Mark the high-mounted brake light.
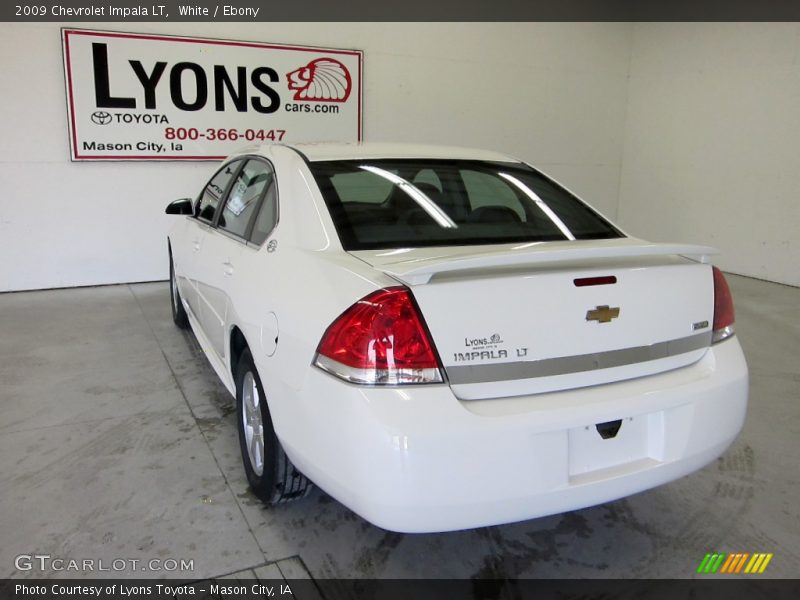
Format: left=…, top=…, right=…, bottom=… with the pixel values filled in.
left=314, top=286, right=444, bottom=385
left=574, top=275, right=617, bottom=287
left=712, top=266, right=735, bottom=343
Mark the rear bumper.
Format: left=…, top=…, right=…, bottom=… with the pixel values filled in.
left=275, top=337, right=748, bottom=533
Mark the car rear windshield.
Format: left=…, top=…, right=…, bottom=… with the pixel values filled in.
left=309, top=159, right=623, bottom=250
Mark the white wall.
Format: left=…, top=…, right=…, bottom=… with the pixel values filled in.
left=0, top=22, right=632, bottom=292
left=618, top=23, right=800, bottom=287
left=3, top=22, right=799, bottom=292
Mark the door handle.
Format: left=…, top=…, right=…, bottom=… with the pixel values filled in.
left=192, top=239, right=201, bottom=252
left=223, top=260, right=234, bottom=277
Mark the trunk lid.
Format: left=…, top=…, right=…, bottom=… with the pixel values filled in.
left=351, top=238, right=717, bottom=400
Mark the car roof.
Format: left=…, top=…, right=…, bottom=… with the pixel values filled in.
left=235, top=142, right=522, bottom=163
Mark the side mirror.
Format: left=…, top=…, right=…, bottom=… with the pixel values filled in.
left=165, top=198, right=193, bottom=215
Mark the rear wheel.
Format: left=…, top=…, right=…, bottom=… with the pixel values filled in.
left=169, top=251, right=189, bottom=329
left=236, top=348, right=312, bottom=504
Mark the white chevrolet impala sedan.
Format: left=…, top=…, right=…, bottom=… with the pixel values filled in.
left=165, top=143, right=748, bottom=533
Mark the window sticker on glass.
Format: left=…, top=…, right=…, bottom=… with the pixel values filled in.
left=227, top=181, right=250, bottom=216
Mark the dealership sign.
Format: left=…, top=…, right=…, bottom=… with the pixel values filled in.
left=61, top=29, right=363, bottom=160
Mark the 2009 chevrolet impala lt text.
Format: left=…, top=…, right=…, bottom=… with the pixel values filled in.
left=165, top=143, right=748, bottom=533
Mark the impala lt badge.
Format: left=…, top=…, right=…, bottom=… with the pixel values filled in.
left=586, top=305, right=620, bottom=323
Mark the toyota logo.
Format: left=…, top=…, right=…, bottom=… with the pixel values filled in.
left=91, top=111, right=112, bottom=125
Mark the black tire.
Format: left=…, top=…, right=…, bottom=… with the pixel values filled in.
left=169, top=250, right=189, bottom=329
left=235, top=348, right=312, bottom=505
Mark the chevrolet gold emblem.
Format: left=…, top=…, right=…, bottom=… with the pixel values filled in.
left=586, top=305, right=620, bottom=323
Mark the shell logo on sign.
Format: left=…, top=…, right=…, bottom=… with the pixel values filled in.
left=286, top=59, right=352, bottom=102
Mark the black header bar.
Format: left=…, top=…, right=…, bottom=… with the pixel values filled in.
left=5, top=0, right=800, bottom=22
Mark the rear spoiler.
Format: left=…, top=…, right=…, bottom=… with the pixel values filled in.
left=379, top=240, right=718, bottom=285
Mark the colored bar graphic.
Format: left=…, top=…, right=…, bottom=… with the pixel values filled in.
left=719, top=553, right=749, bottom=573
left=698, top=553, right=727, bottom=573
left=697, top=553, right=713, bottom=574
left=745, top=554, right=762, bottom=573
left=710, top=553, right=726, bottom=573
left=759, top=553, right=774, bottom=573
left=720, top=553, right=736, bottom=573
left=699, top=552, right=773, bottom=574
left=734, top=553, right=749, bottom=573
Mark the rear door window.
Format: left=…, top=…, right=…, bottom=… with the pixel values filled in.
left=249, top=178, right=278, bottom=246
left=218, top=160, right=274, bottom=239
left=196, top=160, right=241, bottom=223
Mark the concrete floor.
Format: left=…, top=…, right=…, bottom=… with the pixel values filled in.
left=0, top=274, right=797, bottom=580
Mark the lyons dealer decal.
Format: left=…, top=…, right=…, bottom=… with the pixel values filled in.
left=62, top=29, right=363, bottom=160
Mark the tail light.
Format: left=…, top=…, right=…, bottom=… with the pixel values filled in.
left=314, top=286, right=444, bottom=385
left=712, top=266, right=735, bottom=343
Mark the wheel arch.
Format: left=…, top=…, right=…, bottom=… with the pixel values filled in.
left=229, top=326, right=249, bottom=382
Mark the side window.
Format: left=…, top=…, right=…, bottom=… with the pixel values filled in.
left=249, top=179, right=278, bottom=246
left=461, top=169, right=525, bottom=221
left=219, top=160, right=274, bottom=238
left=196, top=160, right=241, bottom=223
